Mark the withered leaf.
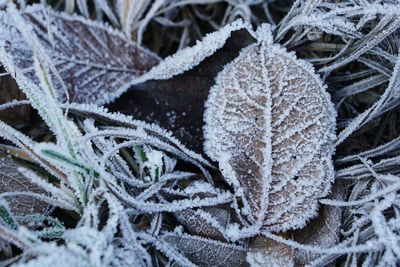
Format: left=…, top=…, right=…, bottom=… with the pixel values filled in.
left=109, top=23, right=256, bottom=152
left=203, top=27, right=337, bottom=231
left=248, top=236, right=294, bottom=267
left=162, top=232, right=249, bottom=267
left=293, top=181, right=346, bottom=265
left=0, top=4, right=159, bottom=104
left=0, top=155, right=48, bottom=216
left=174, top=206, right=230, bottom=241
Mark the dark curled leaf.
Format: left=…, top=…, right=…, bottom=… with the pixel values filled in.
left=162, top=233, right=249, bottom=267
left=202, top=206, right=231, bottom=228
left=109, top=27, right=256, bottom=152
left=0, top=4, right=159, bottom=104
left=293, top=181, right=346, bottom=265
left=0, top=155, right=48, bottom=216
left=174, top=206, right=230, bottom=241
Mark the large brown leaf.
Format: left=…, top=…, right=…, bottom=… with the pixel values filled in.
left=0, top=4, right=159, bottom=104
left=161, top=232, right=249, bottom=267
left=203, top=27, right=337, bottom=231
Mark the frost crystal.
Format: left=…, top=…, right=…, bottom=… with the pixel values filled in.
left=204, top=26, right=337, bottom=231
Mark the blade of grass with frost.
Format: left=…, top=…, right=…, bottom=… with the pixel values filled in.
left=116, top=0, right=157, bottom=38
left=336, top=175, right=400, bottom=265
left=33, top=58, right=77, bottom=153
left=0, top=200, right=18, bottom=230
left=17, top=167, right=78, bottom=211
left=0, top=52, right=62, bottom=141
left=333, top=74, right=388, bottom=99
left=32, top=59, right=89, bottom=207
left=133, top=19, right=253, bottom=80
left=336, top=54, right=400, bottom=145
left=94, top=136, right=212, bottom=183
left=62, top=103, right=215, bottom=172
left=337, top=136, right=400, bottom=164
left=0, top=120, right=68, bottom=182
left=336, top=156, right=400, bottom=180
left=102, top=180, right=233, bottom=213
left=64, top=0, right=75, bottom=13
left=358, top=57, right=393, bottom=77
left=320, top=15, right=400, bottom=73
left=76, top=0, right=89, bottom=17
left=37, top=143, right=99, bottom=179
left=0, top=224, right=32, bottom=251
left=21, top=217, right=64, bottom=239
left=94, top=0, right=119, bottom=26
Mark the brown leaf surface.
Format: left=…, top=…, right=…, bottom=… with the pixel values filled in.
left=174, top=206, right=230, bottom=241
left=162, top=233, right=249, bottom=267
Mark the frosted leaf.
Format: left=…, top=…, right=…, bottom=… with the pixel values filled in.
left=293, top=181, right=345, bottom=265
left=0, top=4, right=159, bottom=104
left=0, top=155, right=48, bottom=216
left=202, top=206, right=231, bottom=228
left=247, top=236, right=294, bottom=267
left=204, top=26, right=337, bottom=231
left=162, top=232, right=248, bottom=267
left=174, top=206, right=230, bottom=241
